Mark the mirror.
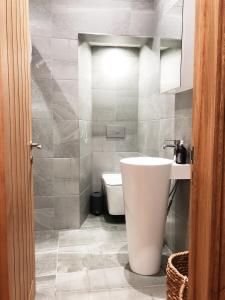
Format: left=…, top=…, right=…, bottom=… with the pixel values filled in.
left=160, top=0, right=184, bottom=93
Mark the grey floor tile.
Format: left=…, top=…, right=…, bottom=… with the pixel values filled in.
left=36, top=251, right=57, bottom=277
left=56, top=270, right=89, bottom=292
left=57, top=252, right=86, bottom=273
left=35, top=230, right=59, bottom=252
left=58, top=228, right=127, bottom=248
left=35, top=215, right=167, bottom=299
left=56, top=290, right=111, bottom=300
left=109, top=287, right=153, bottom=300
left=36, top=275, right=56, bottom=300
left=105, top=266, right=165, bottom=290
left=88, top=241, right=128, bottom=254
left=150, top=285, right=167, bottom=299
left=89, top=290, right=111, bottom=300
left=102, top=253, right=129, bottom=268
left=88, top=269, right=108, bottom=291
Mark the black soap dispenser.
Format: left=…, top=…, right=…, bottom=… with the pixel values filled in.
left=176, top=140, right=187, bottom=164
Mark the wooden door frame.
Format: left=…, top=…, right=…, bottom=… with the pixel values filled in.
left=189, top=0, right=225, bottom=299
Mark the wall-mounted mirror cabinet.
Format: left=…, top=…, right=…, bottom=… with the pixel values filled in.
left=160, top=0, right=195, bottom=94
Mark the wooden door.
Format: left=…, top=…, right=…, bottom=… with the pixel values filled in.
left=0, top=0, right=35, bottom=299
left=189, top=0, right=225, bottom=299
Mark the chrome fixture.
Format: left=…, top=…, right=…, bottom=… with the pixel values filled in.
left=30, top=142, right=42, bottom=149
left=163, top=139, right=181, bottom=159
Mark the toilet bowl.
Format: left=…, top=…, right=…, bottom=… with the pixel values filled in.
left=102, top=173, right=124, bottom=215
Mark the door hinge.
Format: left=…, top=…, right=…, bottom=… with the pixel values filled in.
left=190, top=146, right=194, bottom=164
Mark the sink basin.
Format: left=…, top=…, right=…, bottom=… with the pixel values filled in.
left=120, top=157, right=174, bottom=275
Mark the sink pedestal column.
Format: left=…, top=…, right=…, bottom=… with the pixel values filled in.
left=121, top=157, right=172, bottom=275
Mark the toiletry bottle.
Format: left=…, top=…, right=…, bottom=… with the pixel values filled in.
left=176, top=140, right=187, bottom=164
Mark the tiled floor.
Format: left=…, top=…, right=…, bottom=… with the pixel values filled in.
left=35, top=215, right=169, bottom=300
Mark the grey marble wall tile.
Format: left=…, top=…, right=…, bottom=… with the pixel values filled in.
left=53, top=179, right=79, bottom=196
left=138, top=120, right=160, bottom=155
left=51, top=0, right=154, bottom=10
left=78, top=42, right=92, bottom=80
left=93, top=136, right=116, bottom=152
left=31, top=59, right=51, bottom=80
left=53, top=120, right=79, bottom=158
left=80, top=187, right=91, bottom=226
left=113, top=152, right=140, bottom=172
left=32, top=78, right=52, bottom=119
left=51, top=38, right=78, bottom=62
left=52, top=7, right=131, bottom=39
left=52, top=60, right=78, bottom=80
left=173, top=181, right=190, bottom=221
left=33, top=158, right=54, bottom=196
left=35, top=196, right=54, bottom=209
left=54, top=196, right=80, bottom=229
left=53, top=158, right=79, bottom=180
left=80, top=155, right=92, bottom=193
left=115, top=135, right=138, bottom=152
left=92, top=89, right=116, bottom=122
left=157, top=14, right=182, bottom=39
left=138, top=97, right=160, bottom=121
left=32, top=36, right=51, bottom=60
left=159, top=118, right=175, bottom=148
left=29, top=0, right=52, bottom=37
left=52, top=80, right=79, bottom=120
left=175, top=117, right=192, bottom=148
left=116, top=91, right=138, bottom=122
left=166, top=211, right=189, bottom=252
left=175, top=90, right=193, bottom=118
left=80, top=121, right=92, bottom=157
left=32, top=119, right=54, bottom=158
left=79, top=78, right=92, bottom=121
left=35, top=208, right=54, bottom=231
left=159, top=94, right=176, bottom=119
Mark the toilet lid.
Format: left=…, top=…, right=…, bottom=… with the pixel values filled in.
left=102, top=173, right=122, bottom=186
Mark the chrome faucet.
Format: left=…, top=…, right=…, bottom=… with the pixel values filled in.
left=162, top=139, right=181, bottom=160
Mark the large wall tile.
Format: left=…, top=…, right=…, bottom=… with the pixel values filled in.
left=80, top=187, right=91, bottom=226
left=32, top=119, right=54, bottom=158
left=53, top=80, right=79, bottom=120
left=52, top=60, right=78, bottom=80
left=53, top=120, right=80, bottom=158
left=32, top=78, right=52, bottom=119
left=52, top=7, right=131, bottom=39
left=35, top=196, right=55, bottom=210
left=51, top=38, right=78, bottom=62
left=80, top=155, right=92, bottom=193
left=30, top=0, right=52, bottom=37
left=80, top=121, right=92, bottom=157
left=35, top=208, right=54, bottom=231
left=175, top=90, right=193, bottom=118
left=33, top=158, right=54, bottom=196
left=32, top=36, right=51, bottom=60
left=31, top=58, right=51, bottom=80
left=54, top=196, right=80, bottom=229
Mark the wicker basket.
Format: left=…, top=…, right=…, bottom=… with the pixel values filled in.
left=166, top=251, right=189, bottom=300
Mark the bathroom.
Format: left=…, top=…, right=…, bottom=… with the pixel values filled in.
left=31, top=0, right=193, bottom=298
left=2, top=0, right=224, bottom=299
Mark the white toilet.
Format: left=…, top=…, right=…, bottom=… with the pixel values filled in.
left=102, top=173, right=124, bottom=215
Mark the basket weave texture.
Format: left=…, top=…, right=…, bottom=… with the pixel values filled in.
left=166, top=251, right=189, bottom=300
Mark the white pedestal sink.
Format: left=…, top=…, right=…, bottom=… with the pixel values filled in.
left=120, top=157, right=174, bottom=275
